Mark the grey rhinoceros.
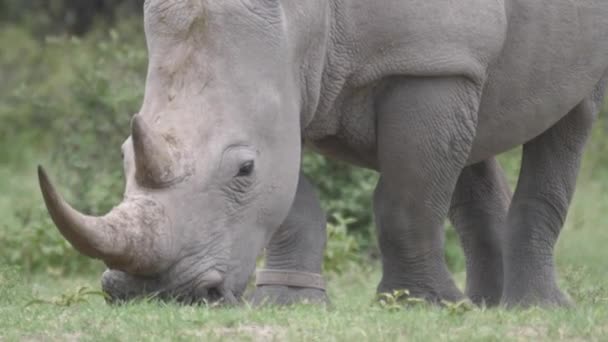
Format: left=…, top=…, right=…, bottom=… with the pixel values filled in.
left=38, top=0, right=608, bottom=307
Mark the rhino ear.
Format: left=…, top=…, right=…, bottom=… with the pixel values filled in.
left=131, top=115, right=177, bottom=187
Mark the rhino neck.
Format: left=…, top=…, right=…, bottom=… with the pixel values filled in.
left=287, top=0, right=337, bottom=130
left=299, top=0, right=367, bottom=130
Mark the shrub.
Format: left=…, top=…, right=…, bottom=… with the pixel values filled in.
left=323, top=214, right=362, bottom=274
left=302, top=153, right=378, bottom=246
left=0, top=0, right=144, bottom=36
left=0, top=22, right=146, bottom=274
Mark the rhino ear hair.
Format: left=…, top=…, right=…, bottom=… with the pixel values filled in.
left=131, top=115, right=176, bottom=187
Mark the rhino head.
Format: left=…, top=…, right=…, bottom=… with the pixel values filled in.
left=39, top=0, right=329, bottom=304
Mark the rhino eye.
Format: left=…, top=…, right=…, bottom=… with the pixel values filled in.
left=236, top=161, right=255, bottom=177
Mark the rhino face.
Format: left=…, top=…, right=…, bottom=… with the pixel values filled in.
left=39, top=0, right=329, bottom=304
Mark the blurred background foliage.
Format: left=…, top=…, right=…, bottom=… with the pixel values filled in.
left=0, top=1, right=606, bottom=278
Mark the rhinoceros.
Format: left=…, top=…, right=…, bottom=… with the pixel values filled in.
left=38, top=0, right=608, bottom=307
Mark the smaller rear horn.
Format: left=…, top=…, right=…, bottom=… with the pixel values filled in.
left=131, top=115, right=178, bottom=187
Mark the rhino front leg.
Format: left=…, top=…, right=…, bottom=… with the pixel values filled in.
left=250, top=173, right=329, bottom=306
left=449, top=158, right=511, bottom=306
left=373, top=76, right=481, bottom=303
left=502, top=100, right=595, bottom=307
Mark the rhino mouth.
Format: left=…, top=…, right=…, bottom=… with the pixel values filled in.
left=165, top=286, right=230, bottom=305
left=206, top=287, right=223, bottom=302
left=101, top=269, right=238, bottom=306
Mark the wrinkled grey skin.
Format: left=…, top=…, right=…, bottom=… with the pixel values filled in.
left=40, top=0, right=608, bottom=308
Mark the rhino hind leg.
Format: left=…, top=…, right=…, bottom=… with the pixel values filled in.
left=501, top=96, right=597, bottom=307
left=449, top=158, right=511, bottom=306
left=373, top=76, right=482, bottom=304
left=250, top=173, right=329, bottom=306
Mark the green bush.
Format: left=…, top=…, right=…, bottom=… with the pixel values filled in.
left=0, top=0, right=144, bottom=36
left=323, top=214, right=362, bottom=274
left=302, top=153, right=378, bottom=246
left=50, top=27, right=147, bottom=214
left=0, top=22, right=146, bottom=274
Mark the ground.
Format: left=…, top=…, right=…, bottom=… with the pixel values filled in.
left=0, top=264, right=607, bottom=341
left=1, top=174, right=607, bottom=341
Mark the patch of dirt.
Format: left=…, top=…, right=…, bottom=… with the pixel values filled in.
left=507, top=325, right=548, bottom=341
left=20, top=333, right=83, bottom=342
left=187, top=324, right=287, bottom=341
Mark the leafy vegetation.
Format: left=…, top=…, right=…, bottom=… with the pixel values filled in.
left=0, top=0, right=144, bottom=36
left=0, top=20, right=146, bottom=274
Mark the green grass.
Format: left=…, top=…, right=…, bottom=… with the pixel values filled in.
left=1, top=263, right=607, bottom=341
left=1, top=175, right=608, bottom=341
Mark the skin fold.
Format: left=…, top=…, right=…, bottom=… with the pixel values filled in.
left=39, top=0, right=608, bottom=307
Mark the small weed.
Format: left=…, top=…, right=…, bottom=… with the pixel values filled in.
left=374, top=289, right=475, bottom=315
left=441, top=300, right=476, bottom=315
left=562, top=266, right=607, bottom=304
left=374, top=289, right=427, bottom=311
left=324, top=213, right=362, bottom=275
left=25, top=286, right=108, bottom=307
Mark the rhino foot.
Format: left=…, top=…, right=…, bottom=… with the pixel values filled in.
left=377, top=280, right=466, bottom=306
left=249, top=285, right=329, bottom=307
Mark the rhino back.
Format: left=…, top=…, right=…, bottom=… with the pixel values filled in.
left=304, top=0, right=508, bottom=168
left=304, top=0, right=608, bottom=167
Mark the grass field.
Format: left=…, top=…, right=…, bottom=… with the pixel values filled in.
left=0, top=261, right=607, bottom=341
left=1, top=149, right=608, bottom=341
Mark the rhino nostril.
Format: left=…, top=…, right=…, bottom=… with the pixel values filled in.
left=198, top=269, right=223, bottom=288
left=209, top=270, right=223, bottom=284
left=207, top=287, right=223, bottom=303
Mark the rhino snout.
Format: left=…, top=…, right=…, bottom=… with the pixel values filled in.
left=101, top=268, right=228, bottom=305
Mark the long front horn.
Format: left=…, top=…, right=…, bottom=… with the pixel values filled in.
left=38, top=166, right=172, bottom=274
left=131, top=115, right=176, bottom=186
left=38, top=166, right=130, bottom=260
